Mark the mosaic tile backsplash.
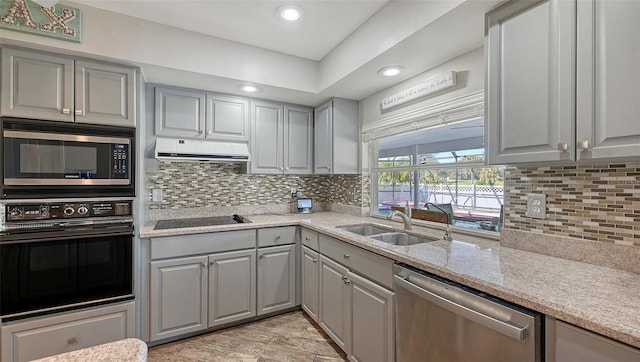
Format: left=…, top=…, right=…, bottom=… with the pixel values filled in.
left=504, top=163, right=640, bottom=247
left=147, top=162, right=366, bottom=210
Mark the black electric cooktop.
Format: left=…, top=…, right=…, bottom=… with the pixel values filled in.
left=153, top=214, right=251, bottom=230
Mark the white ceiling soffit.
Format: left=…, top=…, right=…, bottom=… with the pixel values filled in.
left=75, top=0, right=389, bottom=61
left=15, top=0, right=502, bottom=105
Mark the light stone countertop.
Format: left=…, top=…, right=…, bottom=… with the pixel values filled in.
left=140, top=211, right=640, bottom=349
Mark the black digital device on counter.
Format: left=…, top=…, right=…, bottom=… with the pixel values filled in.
left=297, top=198, right=313, bottom=213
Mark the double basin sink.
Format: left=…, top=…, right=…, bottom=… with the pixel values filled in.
left=336, top=223, right=438, bottom=246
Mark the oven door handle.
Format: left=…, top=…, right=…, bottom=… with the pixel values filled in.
left=58, top=218, right=134, bottom=227
left=394, top=274, right=529, bottom=341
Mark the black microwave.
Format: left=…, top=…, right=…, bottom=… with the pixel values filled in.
left=1, top=118, right=135, bottom=199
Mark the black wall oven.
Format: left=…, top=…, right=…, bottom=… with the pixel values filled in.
left=0, top=200, right=134, bottom=320
left=1, top=117, right=135, bottom=199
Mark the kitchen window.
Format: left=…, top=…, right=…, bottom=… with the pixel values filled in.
left=369, top=116, right=504, bottom=233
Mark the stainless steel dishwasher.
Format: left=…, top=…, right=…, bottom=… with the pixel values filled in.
left=394, top=264, right=542, bottom=362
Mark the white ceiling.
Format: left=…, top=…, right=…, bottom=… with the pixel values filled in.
left=36, top=0, right=502, bottom=105
left=77, top=0, right=389, bottom=61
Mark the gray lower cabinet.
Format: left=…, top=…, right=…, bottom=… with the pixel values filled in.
left=319, top=255, right=350, bottom=351
left=301, top=246, right=320, bottom=322
left=257, top=244, right=297, bottom=315
left=314, top=98, right=359, bottom=174
left=347, top=271, right=394, bottom=362
left=208, top=249, right=256, bottom=327
left=317, top=236, right=395, bottom=361
left=1, top=47, right=136, bottom=127
left=1, top=302, right=134, bottom=362
left=150, top=256, right=208, bottom=341
left=545, top=317, right=640, bottom=362
left=250, top=100, right=313, bottom=174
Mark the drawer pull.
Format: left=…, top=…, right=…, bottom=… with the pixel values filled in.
left=275, top=235, right=281, bottom=240
left=62, top=108, right=71, bottom=114
left=305, top=236, right=311, bottom=241
left=67, top=337, right=77, bottom=345
left=344, top=254, right=350, bottom=259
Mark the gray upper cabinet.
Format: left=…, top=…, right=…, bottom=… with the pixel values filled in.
left=251, top=100, right=313, bottom=174
left=1, top=48, right=136, bottom=127
left=486, top=0, right=575, bottom=164
left=487, top=0, right=640, bottom=164
left=205, top=94, right=249, bottom=141
left=1, top=48, right=74, bottom=122
left=251, top=100, right=283, bottom=173
left=155, top=87, right=206, bottom=138
left=576, top=0, right=640, bottom=160
left=284, top=105, right=313, bottom=174
left=314, top=98, right=359, bottom=174
left=74, top=60, right=136, bottom=127
left=155, top=87, right=249, bottom=141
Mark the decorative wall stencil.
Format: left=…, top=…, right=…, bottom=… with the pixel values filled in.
left=147, top=161, right=367, bottom=210
left=503, top=163, right=640, bottom=247
left=0, top=0, right=81, bottom=42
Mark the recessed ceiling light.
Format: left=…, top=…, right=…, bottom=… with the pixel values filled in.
left=238, top=84, right=260, bottom=93
left=277, top=5, right=303, bottom=22
left=378, top=66, right=405, bottom=77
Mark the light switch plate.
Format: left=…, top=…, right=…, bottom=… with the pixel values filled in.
left=526, top=193, right=546, bottom=219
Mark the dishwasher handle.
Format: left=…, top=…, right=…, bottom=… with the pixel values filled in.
left=394, top=274, right=529, bottom=341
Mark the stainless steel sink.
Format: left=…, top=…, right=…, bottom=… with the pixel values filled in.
left=371, top=232, right=438, bottom=246
left=336, top=223, right=395, bottom=236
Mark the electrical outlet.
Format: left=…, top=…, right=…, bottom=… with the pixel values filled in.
left=526, top=194, right=546, bottom=219
left=347, top=186, right=356, bottom=200
left=151, top=189, right=163, bottom=202
left=291, top=187, right=297, bottom=198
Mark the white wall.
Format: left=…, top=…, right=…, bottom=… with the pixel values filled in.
left=360, top=46, right=484, bottom=125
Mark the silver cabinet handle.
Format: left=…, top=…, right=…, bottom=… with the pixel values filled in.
left=342, top=276, right=351, bottom=285
left=198, top=129, right=204, bottom=135
left=275, top=235, right=281, bottom=240
left=557, top=143, right=568, bottom=151
left=210, top=261, right=215, bottom=265
left=312, top=258, right=318, bottom=263
left=75, top=109, right=82, bottom=115
left=62, top=108, right=71, bottom=114
left=202, top=262, right=206, bottom=267
left=394, top=275, right=527, bottom=341
left=67, top=337, right=78, bottom=345
left=305, top=236, right=311, bottom=241
left=206, top=130, right=212, bottom=135
left=343, top=254, right=350, bottom=259
left=285, top=167, right=290, bottom=171
left=577, top=140, right=589, bottom=150
left=259, top=254, right=264, bottom=259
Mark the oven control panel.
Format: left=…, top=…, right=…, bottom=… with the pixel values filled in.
left=3, top=201, right=132, bottom=222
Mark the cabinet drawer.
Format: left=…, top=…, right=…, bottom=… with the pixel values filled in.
left=257, top=226, right=296, bottom=247
left=301, top=228, right=319, bottom=251
left=151, top=229, right=256, bottom=259
left=1, top=302, right=134, bottom=362
left=319, top=234, right=393, bottom=289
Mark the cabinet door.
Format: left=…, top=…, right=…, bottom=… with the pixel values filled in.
left=347, top=272, right=395, bottom=362
left=205, top=94, right=249, bottom=141
left=486, top=0, right=575, bottom=164
left=319, top=255, right=349, bottom=352
left=314, top=100, right=333, bottom=174
left=301, top=246, right=320, bottom=322
left=257, top=244, right=296, bottom=315
left=576, top=0, right=640, bottom=160
left=155, top=87, right=205, bottom=138
left=208, top=249, right=256, bottom=327
left=150, top=256, right=207, bottom=341
left=284, top=105, right=313, bottom=174
left=74, top=61, right=136, bottom=127
left=0, top=302, right=134, bottom=362
left=1, top=48, right=73, bottom=122
left=250, top=100, right=283, bottom=174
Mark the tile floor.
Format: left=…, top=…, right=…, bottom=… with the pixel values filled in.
left=147, top=311, right=348, bottom=361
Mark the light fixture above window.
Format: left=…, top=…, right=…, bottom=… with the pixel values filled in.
left=378, top=66, right=405, bottom=77
left=276, top=5, right=303, bottom=22
left=238, top=84, right=260, bottom=93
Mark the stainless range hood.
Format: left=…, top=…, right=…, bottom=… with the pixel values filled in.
left=154, top=138, right=250, bottom=162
